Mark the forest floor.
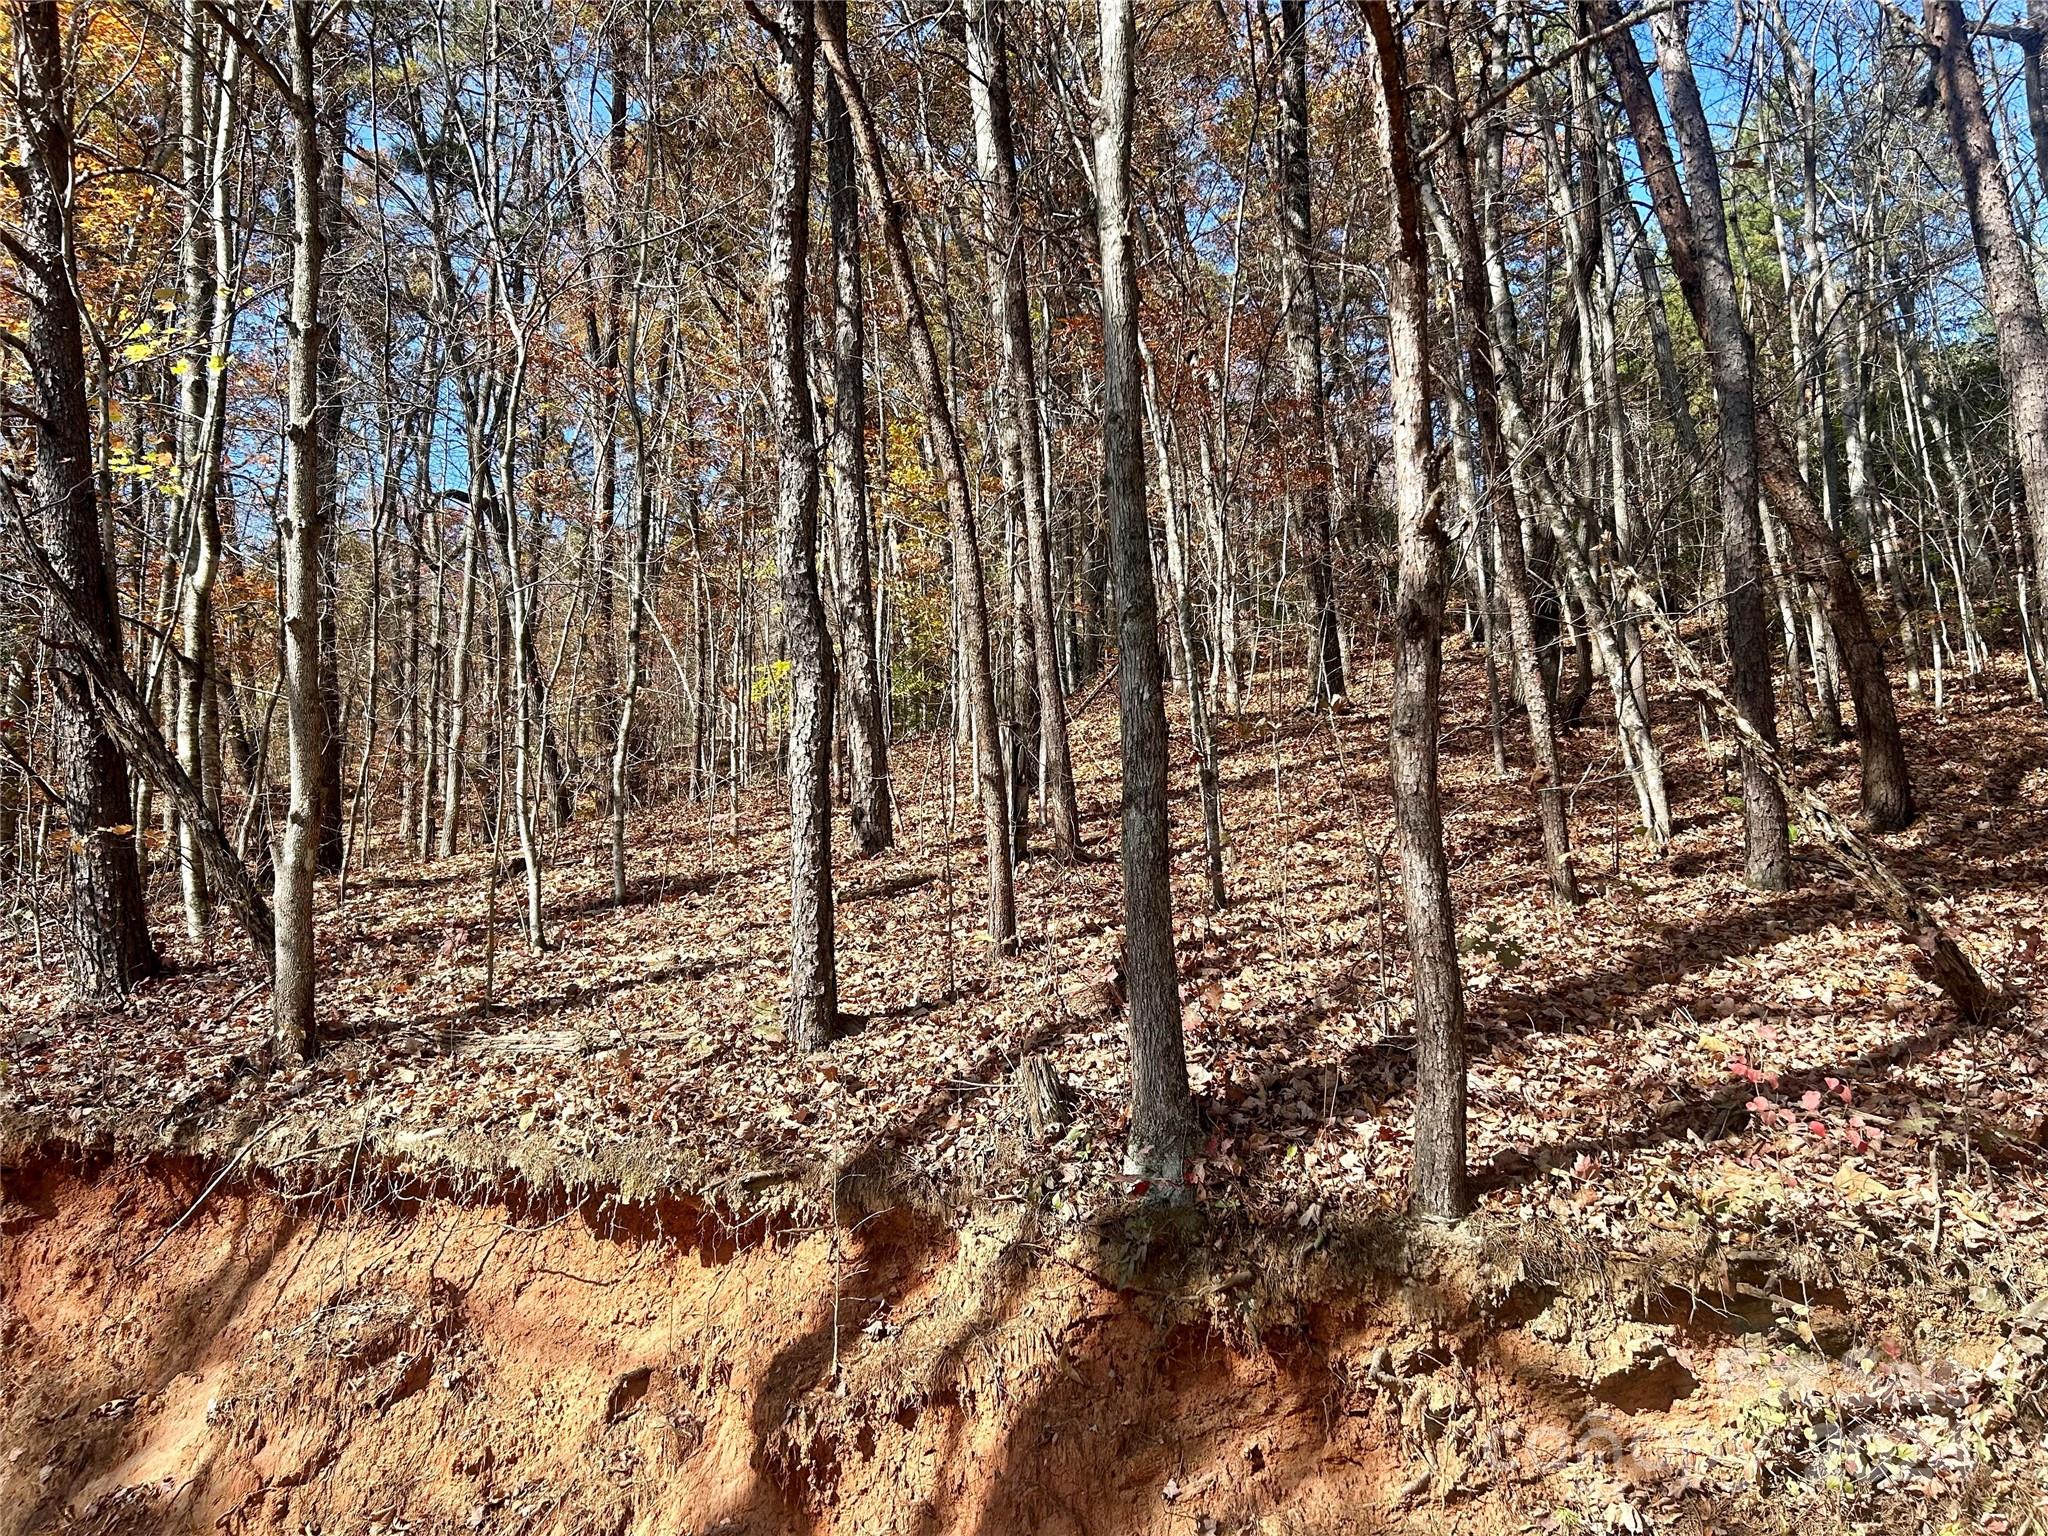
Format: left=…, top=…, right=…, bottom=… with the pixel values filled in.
left=4, top=639, right=2048, bottom=1534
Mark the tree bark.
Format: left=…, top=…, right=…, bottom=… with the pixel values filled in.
left=1926, top=0, right=2048, bottom=656
left=1096, top=0, right=1194, bottom=1188
left=7, top=0, right=158, bottom=995
left=822, top=58, right=893, bottom=858
left=964, top=0, right=1080, bottom=858
left=816, top=2, right=1015, bottom=951
left=764, top=0, right=837, bottom=1051
left=437, top=499, right=478, bottom=857
left=173, top=0, right=240, bottom=942
left=1272, top=0, right=1346, bottom=707
left=274, top=0, right=328, bottom=1059
left=1365, top=0, right=1468, bottom=1220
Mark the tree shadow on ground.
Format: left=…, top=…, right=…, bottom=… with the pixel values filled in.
left=1222, top=881, right=1864, bottom=1128
left=839, top=868, right=939, bottom=905
left=1473, top=1005, right=2032, bottom=1195
left=325, top=953, right=721, bottom=1048
left=547, top=867, right=741, bottom=920
left=5, top=1168, right=298, bottom=1533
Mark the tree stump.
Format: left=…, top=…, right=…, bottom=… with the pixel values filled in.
left=1011, top=1054, right=1072, bottom=1147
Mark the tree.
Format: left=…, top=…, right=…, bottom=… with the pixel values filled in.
left=171, top=0, right=242, bottom=942
left=1364, top=0, right=1468, bottom=1220
left=1647, top=5, right=1791, bottom=892
left=1096, top=0, right=1194, bottom=1187
left=271, top=0, right=332, bottom=1059
left=816, top=1, right=1016, bottom=952
left=1924, top=0, right=2048, bottom=666
left=761, top=0, right=836, bottom=1051
left=821, top=47, right=892, bottom=858
left=1424, top=0, right=1580, bottom=909
left=1271, top=0, right=1346, bottom=708
left=964, top=0, right=1081, bottom=858
left=5, top=0, right=159, bottom=996
left=313, top=78, right=348, bottom=876
left=1592, top=0, right=1916, bottom=834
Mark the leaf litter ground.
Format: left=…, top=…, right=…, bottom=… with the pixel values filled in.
left=4, top=646, right=2045, bottom=1256
left=6, top=645, right=2048, bottom=1528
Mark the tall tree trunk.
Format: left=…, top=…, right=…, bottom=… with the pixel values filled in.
left=1591, top=0, right=1915, bottom=833
left=609, top=26, right=663, bottom=907
left=610, top=364, right=658, bottom=904
left=569, top=53, right=625, bottom=825
left=1365, top=0, right=1467, bottom=1220
left=1927, top=0, right=2048, bottom=654
left=1142, top=345, right=1227, bottom=911
left=816, top=2, right=1015, bottom=951
left=274, top=0, right=328, bottom=1059
left=437, top=499, right=478, bottom=857
left=485, top=437, right=546, bottom=952
left=173, top=0, right=239, bottom=942
left=1272, top=0, right=1345, bottom=706
left=1426, top=0, right=1579, bottom=908
left=1097, top=0, right=1193, bottom=1188
left=8, top=0, right=157, bottom=994
left=822, top=59, right=893, bottom=857
left=765, top=0, right=837, bottom=1050
left=313, top=79, right=347, bottom=875
left=964, top=0, right=1080, bottom=858
left=1648, top=8, right=1790, bottom=892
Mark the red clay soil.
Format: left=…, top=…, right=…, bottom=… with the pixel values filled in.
left=3, top=1155, right=2044, bottom=1536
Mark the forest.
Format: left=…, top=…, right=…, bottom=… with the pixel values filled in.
left=2, top=0, right=2047, bottom=1531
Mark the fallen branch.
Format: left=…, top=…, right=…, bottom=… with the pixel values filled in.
left=1617, top=569, right=1996, bottom=1022
left=1068, top=658, right=1122, bottom=720
left=0, top=733, right=61, bottom=807
left=3, top=484, right=276, bottom=973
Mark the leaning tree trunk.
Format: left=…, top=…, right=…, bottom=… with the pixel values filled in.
left=822, top=59, right=893, bottom=857
left=10, top=0, right=158, bottom=995
left=1926, top=0, right=2048, bottom=649
left=1648, top=8, right=1791, bottom=892
left=1591, top=0, right=1915, bottom=833
left=964, top=0, right=1080, bottom=858
left=764, top=0, right=837, bottom=1050
left=816, top=1, right=1015, bottom=950
left=1365, top=0, right=1468, bottom=1221
left=1425, top=0, right=1579, bottom=908
left=1272, top=0, right=1345, bottom=707
left=11, top=531, right=276, bottom=970
left=1097, top=0, right=1193, bottom=1187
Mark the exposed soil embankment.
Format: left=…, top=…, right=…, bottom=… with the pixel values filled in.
left=4, top=1152, right=2043, bottom=1536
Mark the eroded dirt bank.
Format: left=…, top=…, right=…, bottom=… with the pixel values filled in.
left=2, top=1155, right=2041, bottom=1536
